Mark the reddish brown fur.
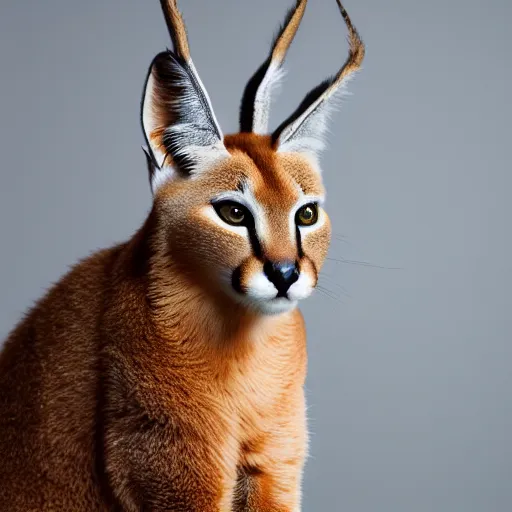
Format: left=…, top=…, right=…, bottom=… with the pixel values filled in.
left=0, top=134, right=328, bottom=511
left=0, top=0, right=364, bottom=506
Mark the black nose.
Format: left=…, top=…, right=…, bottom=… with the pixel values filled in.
left=263, top=261, right=299, bottom=297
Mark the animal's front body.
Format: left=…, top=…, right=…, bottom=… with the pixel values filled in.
left=0, top=1, right=365, bottom=510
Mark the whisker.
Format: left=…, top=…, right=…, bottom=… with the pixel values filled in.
left=331, top=234, right=350, bottom=244
left=316, top=285, right=344, bottom=304
left=318, top=276, right=352, bottom=298
left=318, top=270, right=350, bottom=291
left=326, top=257, right=403, bottom=270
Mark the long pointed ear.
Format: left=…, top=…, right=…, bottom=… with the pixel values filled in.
left=141, top=0, right=228, bottom=188
left=239, top=0, right=307, bottom=134
left=272, top=0, right=365, bottom=158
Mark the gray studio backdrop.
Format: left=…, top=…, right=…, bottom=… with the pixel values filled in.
left=1, top=0, right=511, bottom=510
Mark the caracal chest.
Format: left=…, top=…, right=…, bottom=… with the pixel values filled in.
left=222, top=320, right=305, bottom=436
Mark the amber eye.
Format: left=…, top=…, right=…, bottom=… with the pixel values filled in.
left=296, top=203, right=319, bottom=226
left=215, top=201, right=248, bottom=226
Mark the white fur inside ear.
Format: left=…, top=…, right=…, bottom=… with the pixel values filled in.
left=171, top=137, right=229, bottom=178
left=277, top=104, right=331, bottom=156
left=151, top=166, right=175, bottom=193
left=253, top=62, right=286, bottom=134
left=276, top=74, right=355, bottom=158
left=141, top=73, right=160, bottom=154
left=141, top=55, right=229, bottom=188
left=187, top=58, right=224, bottom=140
left=141, top=144, right=176, bottom=194
left=148, top=140, right=229, bottom=192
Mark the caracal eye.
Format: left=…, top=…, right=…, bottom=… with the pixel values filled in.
left=215, top=201, right=247, bottom=226
left=296, top=203, right=319, bottom=226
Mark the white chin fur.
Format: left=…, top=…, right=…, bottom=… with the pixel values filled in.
left=252, top=297, right=299, bottom=316
left=234, top=271, right=314, bottom=316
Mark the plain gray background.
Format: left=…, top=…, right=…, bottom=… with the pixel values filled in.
left=1, top=0, right=511, bottom=510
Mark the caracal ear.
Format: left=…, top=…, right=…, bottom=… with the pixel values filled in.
left=141, top=0, right=229, bottom=192
left=272, top=0, right=365, bottom=162
left=239, top=0, right=307, bottom=134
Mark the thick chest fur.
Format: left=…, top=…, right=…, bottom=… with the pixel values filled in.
left=213, top=314, right=308, bottom=477
left=134, top=311, right=307, bottom=459
left=226, top=329, right=306, bottom=437
left=103, top=308, right=309, bottom=509
left=229, top=340, right=307, bottom=480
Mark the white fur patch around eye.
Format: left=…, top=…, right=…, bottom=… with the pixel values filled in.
left=200, top=205, right=249, bottom=237
left=287, top=271, right=315, bottom=301
left=211, top=187, right=268, bottom=242
left=241, top=185, right=268, bottom=243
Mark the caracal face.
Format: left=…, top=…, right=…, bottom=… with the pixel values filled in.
left=153, top=133, right=331, bottom=316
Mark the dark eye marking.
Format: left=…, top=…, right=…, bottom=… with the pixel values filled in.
left=211, top=198, right=262, bottom=259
